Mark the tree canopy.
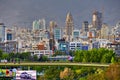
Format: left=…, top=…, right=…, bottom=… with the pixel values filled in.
left=74, top=48, right=116, bottom=63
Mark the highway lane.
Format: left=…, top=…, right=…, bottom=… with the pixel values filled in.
left=0, top=62, right=109, bottom=67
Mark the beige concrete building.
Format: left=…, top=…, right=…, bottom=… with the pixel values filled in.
left=100, top=23, right=109, bottom=39
left=65, top=12, right=74, bottom=41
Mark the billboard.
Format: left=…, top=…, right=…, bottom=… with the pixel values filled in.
left=0, top=69, right=16, bottom=77
left=16, top=70, right=36, bottom=80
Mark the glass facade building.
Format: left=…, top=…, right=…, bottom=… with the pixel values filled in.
left=54, top=28, right=61, bottom=40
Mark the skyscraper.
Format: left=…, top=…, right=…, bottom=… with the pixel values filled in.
left=0, top=23, right=6, bottom=42
left=73, top=30, right=80, bottom=41
left=32, top=20, right=39, bottom=30
left=54, top=28, right=62, bottom=40
left=100, top=23, right=109, bottom=39
left=49, top=21, right=56, bottom=50
left=65, top=12, right=74, bottom=41
left=38, top=19, right=46, bottom=30
left=32, top=19, right=46, bottom=31
left=92, top=11, right=102, bottom=30
left=49, top=21, right=57, bottom=39
left=82, top=21, right=89, bottom=32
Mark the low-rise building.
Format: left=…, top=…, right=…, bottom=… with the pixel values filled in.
left=69, top=42, right=82, bottom=50
left=0, top=40, right=18, bottom=53
left=69, top=41, right=89, bottom=51
left=98, top=39, right=110, bottom=48
left=29, top=50, right=53, bottom=57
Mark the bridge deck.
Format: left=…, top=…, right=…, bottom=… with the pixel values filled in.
left=0, top=62, right=109, bottom=67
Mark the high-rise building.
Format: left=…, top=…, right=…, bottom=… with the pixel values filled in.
left=82, top=21, right=89, bottom=32
left=73, top=30, right=80, bottom=41
left=92, top=11, right=102, bottom=30
left=0, top=23, right=6, bottom=42
left=49, top=21, right=56, bottom=50
left=65, top=12, right=74, bottom=41
left=33, top=19, right=46, bottom=31
left=100, top=23, right=109, bottom=39
left=38, top=19, right=46, bottom=30
left=32, top=20, right=39, bottom=30
left=54, top=28, right=62, bottom=40
left=49, top=21, right=57, bottom=39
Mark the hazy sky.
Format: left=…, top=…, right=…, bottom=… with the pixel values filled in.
left=0, top=0, right=120, bottom=28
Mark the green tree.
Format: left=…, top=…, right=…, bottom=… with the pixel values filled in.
left=33, top=54, right=38, bottom=61
left=79, top=77, right=87, bottom=80
left=2, top=53, right=9, bottom=60
left=82, top=58, right=86, bottom=63
left=111, top=57, right=115, bottom=64
left=83, top=50, right=90, bottom=62
left=0, top=49, right=3, bottom=59
left=8, top=52, right=15, bottom=62
left=101, top=54, right=109, bottom=63
left=53, top=50, right=66, bottom=56
left=74, top=48, right=115, bottom=63
left=21, top=52, right=32, bottom=61
left=32, top=66, right=43, bottom=72
left=15, top=53, right=21, bottom=58
left=87, top=73, right=105, bottom=80
left=90, top=48, right=99, bottom=62
left=69, top=50, right=75, bottom=56
left=89, top=50, right=95, bottom=62
left=39, top=55, right=48, bottom=61
left=96, top=48, right=105, bottom=62
left=101, top=51, right=115, bottom=63
left=9, top=52, right=15, bottom=59
left=74, top=50, right=83, bottom=62
left=43, top=55, right=48, bottom=61
left=44, top=66, right=60, bottom=80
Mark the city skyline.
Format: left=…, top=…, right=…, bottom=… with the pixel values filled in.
left=0, top=0, right=120, bottom=28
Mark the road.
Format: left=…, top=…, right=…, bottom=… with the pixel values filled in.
left=0, top=62, right=109, bottom=67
